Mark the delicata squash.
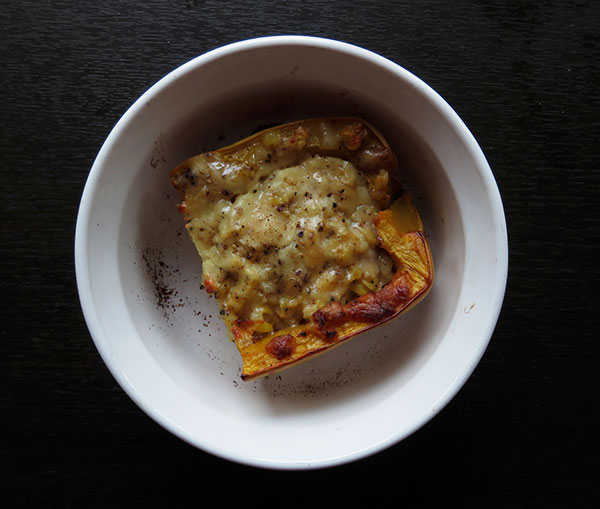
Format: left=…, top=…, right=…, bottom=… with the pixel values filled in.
left=171, top=118, right=433, bottom=380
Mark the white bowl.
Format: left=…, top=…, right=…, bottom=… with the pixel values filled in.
left=75, top=36, right=507, bottom=469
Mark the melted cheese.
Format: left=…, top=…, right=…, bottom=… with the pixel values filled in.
left=186, top=153, right=394, bottom=332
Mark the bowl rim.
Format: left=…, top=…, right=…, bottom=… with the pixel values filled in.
left=75, top=35, right=508, bottom=470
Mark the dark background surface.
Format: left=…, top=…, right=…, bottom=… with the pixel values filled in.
left=2, top=0, right=598, bottom=506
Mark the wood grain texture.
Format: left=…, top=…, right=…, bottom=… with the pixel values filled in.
left=2, top=0, right=598, bottom=506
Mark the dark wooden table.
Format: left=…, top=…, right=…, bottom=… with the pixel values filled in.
left=3, top=1, right=598, bottom=506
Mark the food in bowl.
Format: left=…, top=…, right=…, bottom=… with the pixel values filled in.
left=170, top=117, right=434, bottom=380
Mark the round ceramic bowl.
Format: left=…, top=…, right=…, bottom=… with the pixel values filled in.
left=75, top=36, right=507, bottom=469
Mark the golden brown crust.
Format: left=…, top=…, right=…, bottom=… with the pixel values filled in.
left=265, top=334, right=296, bottom=360
left=313, top=272, right=411, bottom=328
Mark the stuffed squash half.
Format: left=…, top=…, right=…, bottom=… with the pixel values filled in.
left=171, top=118, right=433, bottom=380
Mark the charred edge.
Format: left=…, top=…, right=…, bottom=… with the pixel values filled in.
left=231, top=319, right=256, bottom=341
left=241, top=339, right=340, bottom=381
left=340, top=121, right=368, bottom=150
left=204, top=278, right=218, bottom=294
left=266, top=334, right=295, bottom=360
left=311, top=275, right=411, bottom=331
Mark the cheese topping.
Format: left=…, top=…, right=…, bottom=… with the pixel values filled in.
left=186, top=153, right=394, bottom=332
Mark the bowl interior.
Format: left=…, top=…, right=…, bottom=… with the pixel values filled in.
left=77, top=37, right=506, bottom=468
